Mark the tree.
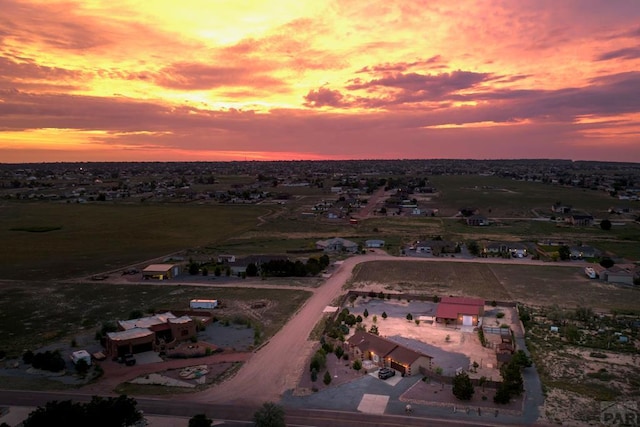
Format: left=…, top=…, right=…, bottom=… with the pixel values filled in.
left=493, top=383, right=511, bottom=404
left=557, top=245, right=571, bottom=261
left=600, top=257, right=615, bottom=268
left=381, top=311, right=387, bottom=320
left=512, top=350, right=532, bottom=368
left=253, top=402, right=285, bottom=427
left=75, top=358, right=90, bottom=375
left=406, top=313, right=413, bottom=321
left=323, top=370, right=332, bottom=385
left=309, top=349, right=327, bottom=372
left=368, top=325, right=379, bottom=335
left=467, top=240, right=480, bottom=256
left=452, top=372, right=474, bottom=400
left=189, top=262, right=199, bottom=275
left=600, top=219, right=612, bottom=230
left=353, top=359, right=362, bottom=371
left=189, top=414, right=213, bottom=427
left=363, top=309, right=369, bottom=318
left=23, top=395, right=143, bottom=427
left=246, top=263, right=258, bottom=277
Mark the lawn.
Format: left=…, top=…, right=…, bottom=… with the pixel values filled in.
left=0, top=202, right=269, bottom=280
left=0, top=281, right=311, bottom=357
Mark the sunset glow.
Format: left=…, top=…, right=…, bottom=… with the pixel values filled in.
left=1, top=0, right=639, bottom=162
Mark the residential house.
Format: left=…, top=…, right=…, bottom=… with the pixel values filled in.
left=345, top=331, right=432, bottom=376
left=551, top=203, right=572, bottom=214
left=567, top=214, right=594, bottom=226
left=415, top=240, right=457, bottom=256
left=484, top=242, right=528, bottom=258
left=365, top=239, right=385, bottom=248
left=466, top=215, right=489, bottom=226
left=217, top=255, right=236, bottom=264
left=316, top=237, right=359, bottom=253
left=435, top=297, right=485, bottom=326
left=228, top=255, right=289, bottom=275
left=569, top=246, right=600, bottom=260
left=602, top=264, right=638, bottom=285
left=105, top=311, right=196, bottom=357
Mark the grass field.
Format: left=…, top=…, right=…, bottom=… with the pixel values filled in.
left=0, top=202, right=269, bottom=280
left=429, top=175, right=617, bottom=217
left=349, top=260, right=640, bottom=312
left=0, top=281, right=311, bottom=357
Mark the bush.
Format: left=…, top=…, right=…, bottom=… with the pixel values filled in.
left=323, top=371, right=332, bottom=385
left=352, top=359, right=362, bottom=371
left=496, top=312, right=505, bottom=319
left=311, top=368, right=318, bottom=382
left=452, top=372, right=474, bottom=400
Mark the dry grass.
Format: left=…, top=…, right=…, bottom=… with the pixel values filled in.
left=349, top=260, right=640, bottom=311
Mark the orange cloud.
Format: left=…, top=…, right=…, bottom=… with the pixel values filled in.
left=0, top=0, right=639, bottom=163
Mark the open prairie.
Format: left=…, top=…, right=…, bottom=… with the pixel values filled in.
left=349, top=260, right=640, bottom=312
left=0, top=281, right=311, bottom=356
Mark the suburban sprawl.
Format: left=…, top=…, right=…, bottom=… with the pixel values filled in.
left=0, top=159, right=639, bottom=427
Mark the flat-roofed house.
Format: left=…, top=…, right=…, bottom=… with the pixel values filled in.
left=104, top=312, right=196, bottom=357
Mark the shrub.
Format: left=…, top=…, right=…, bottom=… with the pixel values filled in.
left=452, top=372, right=474, bottom=400
left=323, top=371, right=332, bottom=385
left=311, top=368, right=318, bottom=382
left=496, top=312, right=505, bottom=319
left=352, top=359, right=362, bottom=371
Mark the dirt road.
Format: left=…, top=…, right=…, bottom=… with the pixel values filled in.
left=188, top=256, right=362, bottom=405
left=185, top=253, right=580, bottom=405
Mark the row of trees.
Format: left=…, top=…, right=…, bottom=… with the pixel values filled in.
left=246, top=254, right=331, bottom=278
left=451, top=350, right=532, bottom=404
left=15, top=395, right=286, bottom=427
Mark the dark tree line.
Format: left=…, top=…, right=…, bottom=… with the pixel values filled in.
left=247, top=254, right=330, bottom=277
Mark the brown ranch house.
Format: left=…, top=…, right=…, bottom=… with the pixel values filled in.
left=345, top=331, right=432, bottom=376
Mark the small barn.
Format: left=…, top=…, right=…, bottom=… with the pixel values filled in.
left=435, top=296, right=485, bottom=327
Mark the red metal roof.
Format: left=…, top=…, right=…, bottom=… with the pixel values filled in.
left=436, top=297, right=484, bottom=319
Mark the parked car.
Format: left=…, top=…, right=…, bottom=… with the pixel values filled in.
left=117, top=353, right=136, bottom=366
left=378, top=367, right=395, bottom=379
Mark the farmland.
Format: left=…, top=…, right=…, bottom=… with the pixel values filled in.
left=0, top=202, right=269, bottom=280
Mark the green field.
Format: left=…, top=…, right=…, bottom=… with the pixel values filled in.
left=349, top=260, right=640, bottom=312
left=0, top=281, right=311, bottom=356
left=1, top=202, right=269, bottom=280
left=429, top=175, right=617, bottom=217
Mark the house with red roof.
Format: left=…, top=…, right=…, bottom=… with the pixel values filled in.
left=435, top=296, right=485, bottom=327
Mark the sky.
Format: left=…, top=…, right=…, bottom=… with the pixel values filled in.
left=1, top=0, right=640, bottom=163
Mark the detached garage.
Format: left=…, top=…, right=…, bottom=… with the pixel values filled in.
left=142, top=264, right=181, bottom=280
